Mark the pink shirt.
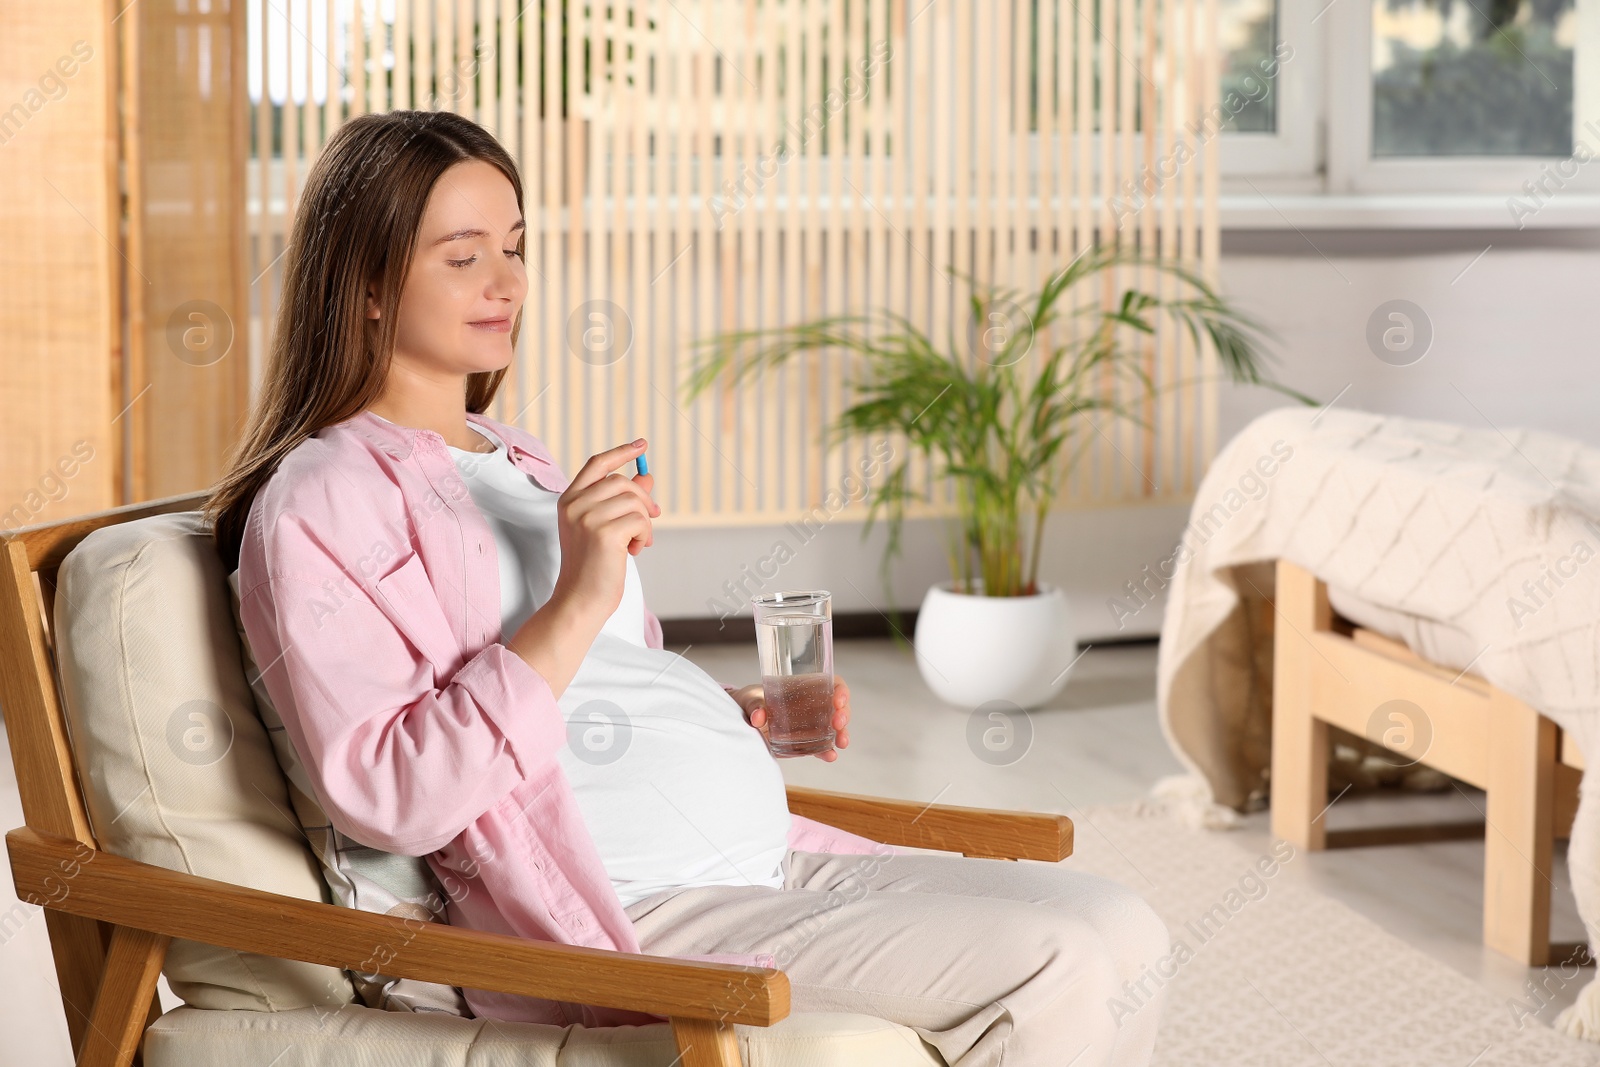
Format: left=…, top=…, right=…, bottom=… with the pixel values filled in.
left=235, top=408, right=897, bottom=1027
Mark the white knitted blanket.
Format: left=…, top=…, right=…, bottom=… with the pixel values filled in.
left=1153, top=405, right=1600, bottom=1039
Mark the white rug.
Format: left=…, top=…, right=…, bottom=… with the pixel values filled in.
left=1063, top=803, right=1600, bottom=1067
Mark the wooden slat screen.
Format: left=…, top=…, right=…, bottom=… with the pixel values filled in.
left=246, top=0, right=1220, bottom=523
left=1, top=2, right=119, bottom=525
left=127, top=0, right=251, bottom=505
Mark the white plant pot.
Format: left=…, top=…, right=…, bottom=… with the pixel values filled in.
left=912, top=579, right=1077, bottom=710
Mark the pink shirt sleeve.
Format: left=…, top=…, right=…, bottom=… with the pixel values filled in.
left=641, top=604, right=665, bottom=651
left=238, top=517, right=568, bottom=858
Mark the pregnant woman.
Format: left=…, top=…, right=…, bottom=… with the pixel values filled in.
left=204, top=109, right=1169, bottom=1067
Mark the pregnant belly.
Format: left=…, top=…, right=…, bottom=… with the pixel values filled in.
left=553, top=635, right=793, bottom=904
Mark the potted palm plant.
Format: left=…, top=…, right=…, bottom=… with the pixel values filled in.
left=685, top=246, right=1301, bottom=709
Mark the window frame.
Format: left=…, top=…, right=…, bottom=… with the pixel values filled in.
left=1218, top=0, right=1322, bottom=183
left=1327, top=0, right=1600, bottom=194
left=1222, top=0, right=1600, bottom=203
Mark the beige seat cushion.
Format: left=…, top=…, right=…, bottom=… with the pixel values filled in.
left=54, top=510, right=356, bottom=1011
left=144, top=1004, right=946, bottom=1066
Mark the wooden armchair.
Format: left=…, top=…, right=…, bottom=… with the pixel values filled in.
left=1, top=490, right=1073, bottom=1067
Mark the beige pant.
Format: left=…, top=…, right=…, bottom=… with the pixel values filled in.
left=624, top=848, right=1170, bottom=1067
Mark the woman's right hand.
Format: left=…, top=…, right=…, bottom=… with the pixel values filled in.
left=550, top=439, right=659, bottom=621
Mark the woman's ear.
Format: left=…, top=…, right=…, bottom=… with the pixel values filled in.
left=365, top=282, right=382, bottom=320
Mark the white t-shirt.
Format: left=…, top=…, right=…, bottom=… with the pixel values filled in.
left=425, top=416, right=790, bottom=909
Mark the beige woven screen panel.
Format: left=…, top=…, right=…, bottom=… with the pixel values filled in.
left=247, top=0, right=1221, bottom=525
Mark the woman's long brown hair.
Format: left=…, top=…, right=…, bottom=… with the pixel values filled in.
left=205, top=109, right=525, bottom=571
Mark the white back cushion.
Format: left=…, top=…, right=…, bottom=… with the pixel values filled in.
left=54, top=510, right=355, bottom=1011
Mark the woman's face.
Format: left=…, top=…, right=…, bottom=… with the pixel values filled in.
left=372, top=158, right=527, bottom=379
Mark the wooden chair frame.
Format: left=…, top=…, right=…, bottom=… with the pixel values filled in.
left=1270, top=559, right=1584, bottom=967
left=1, top=491, right=1073, bottom=1067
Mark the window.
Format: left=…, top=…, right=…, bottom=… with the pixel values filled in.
left=1371, top=0, right=1576, bottom=158
left=1220, top=0, right=1279, bottom=133
left=1218, top=0, right=1600, bottom=201
left=1218, top=0, right=1320, bottom=182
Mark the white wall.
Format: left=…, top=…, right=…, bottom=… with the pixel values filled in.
left=635, top=501, right=1194, bottom=643
left=1216, top=228, right=1600, bottom=448
left=638, top=228, right=1600, bottom=639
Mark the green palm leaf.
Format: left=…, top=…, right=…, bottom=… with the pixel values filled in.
left=683, top=249, right=1311, bottom=624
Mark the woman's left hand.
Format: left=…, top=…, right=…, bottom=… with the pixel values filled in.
left=730, top=675, right=851, bottom=761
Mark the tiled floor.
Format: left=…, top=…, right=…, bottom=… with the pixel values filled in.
left=0, top=638, right=1589, bottom=1063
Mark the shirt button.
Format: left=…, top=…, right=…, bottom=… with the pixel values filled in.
left=478, top=541, right=483, bottom=554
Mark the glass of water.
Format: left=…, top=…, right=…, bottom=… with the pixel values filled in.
left=750, top=590, right=836, bottom=757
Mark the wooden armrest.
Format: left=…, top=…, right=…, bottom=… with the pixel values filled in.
left=6, top=827, right=786, bottom=1026
left=786, top=785, right=1073, bottom=862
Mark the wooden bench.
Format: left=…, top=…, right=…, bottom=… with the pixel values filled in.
left=1270, top=559, right=1586, bottom=967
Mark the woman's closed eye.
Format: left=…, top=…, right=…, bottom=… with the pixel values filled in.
left=447, top=248, right=526, bottom=268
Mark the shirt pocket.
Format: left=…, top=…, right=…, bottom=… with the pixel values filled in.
left=372, top=552, right=459, bottom=667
